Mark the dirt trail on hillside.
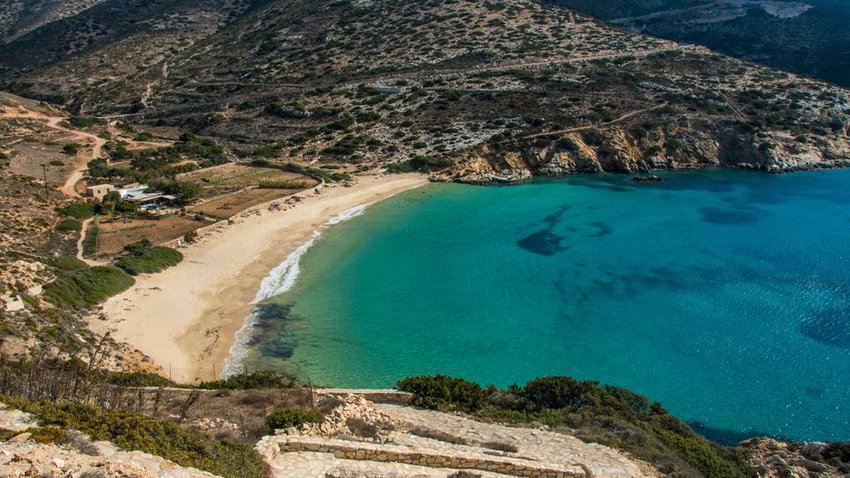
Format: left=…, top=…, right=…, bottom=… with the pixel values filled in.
left=1, top=106, right=105, bottom=198
left=45, top=117, right=106, bottom=197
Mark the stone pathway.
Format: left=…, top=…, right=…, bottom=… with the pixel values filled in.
left=259, top=392, right=658, bottom=478
left=377, top=404, right=648, bottom=478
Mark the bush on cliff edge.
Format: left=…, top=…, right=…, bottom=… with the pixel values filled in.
left=397, top=375, right=753, bottom=478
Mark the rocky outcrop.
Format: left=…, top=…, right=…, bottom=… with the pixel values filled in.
left=440, top=125, right=850, bottom=184
left=742, top=438, right=850, bottom=478
left=0, top=403, right=217, bottom=478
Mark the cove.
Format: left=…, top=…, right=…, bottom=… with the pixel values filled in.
left=242, top=169, right=850, bottom=443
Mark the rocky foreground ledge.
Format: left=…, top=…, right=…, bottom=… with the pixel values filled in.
left=2, top=392, right=848, bottom=478
left=258, top=391, right=651, bottom=478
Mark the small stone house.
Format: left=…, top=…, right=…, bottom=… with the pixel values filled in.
left=85, top=184, right=116, bottom=201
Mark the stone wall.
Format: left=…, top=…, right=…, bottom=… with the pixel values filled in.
left=271, top=437, right=587, bottom=478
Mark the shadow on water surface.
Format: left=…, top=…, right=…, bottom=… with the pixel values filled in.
left=799, top=308, right=850, bottom=350
left=517, top=205, right=572, bottom=256
left=252, top=302, right=301, bottom=359
left=517, top=206, right=616, bottom=255
left=688, top=421, right=789, bottom=446
left=699, top=206, right=763, bottom=225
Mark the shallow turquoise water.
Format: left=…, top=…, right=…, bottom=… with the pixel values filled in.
left=246, top=169, right=850, bottom=442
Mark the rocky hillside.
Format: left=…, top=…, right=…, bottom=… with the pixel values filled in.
left=0, top=0, right=261, bottom=107
left=547, top=0, right=850, bottom=88
left=0, top=0, right=109, bottom=44
left=2, top=0, right=850, bottom=174
left=0, top=0, right=846, bottom=183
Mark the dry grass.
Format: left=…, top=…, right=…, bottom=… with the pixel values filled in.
left=96, top=215, right=214, bottom=255
left=180, top=163, right=311, bottom=193
left=150, top=388, right=314, bottom=441
left=189, top=187, right=312, bottom=219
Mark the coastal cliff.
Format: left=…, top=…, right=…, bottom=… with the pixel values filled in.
left=442, top=123, right=850, bottom=185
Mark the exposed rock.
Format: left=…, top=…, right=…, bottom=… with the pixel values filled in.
left=0, top=404, right=218, bottom=478
left=257, top=391, right=655, bottom=478
left=444, top=124, right=850, bottom=182
left=741, top=437, right=850, bottom=478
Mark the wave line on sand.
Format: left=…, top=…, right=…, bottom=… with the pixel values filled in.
left=221, top=203, right=371, bottom=377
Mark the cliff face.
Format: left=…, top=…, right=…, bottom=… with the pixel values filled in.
left=443, top=122, right=850, bottom=184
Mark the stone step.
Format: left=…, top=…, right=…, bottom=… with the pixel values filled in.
left=266, top=436, right=588, bottom=478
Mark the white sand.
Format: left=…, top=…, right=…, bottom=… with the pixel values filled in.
left=96, top=173, right=428, bottom=382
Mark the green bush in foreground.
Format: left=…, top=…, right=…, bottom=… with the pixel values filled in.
left=197, top=370, right=298, bottom=390
left=264, top=406, right=324, bottom=433
left=43, top=265, right=134, bottom=309
left=397, top=375, right=753, bottom=478
left=396, top=375, right=485, bottom=412
left=115, top=244, right=183, bottom=275
left=1, top=397, right=268, bottom=478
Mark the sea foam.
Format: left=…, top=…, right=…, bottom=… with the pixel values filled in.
left=221, top=203, right=371, bottom=377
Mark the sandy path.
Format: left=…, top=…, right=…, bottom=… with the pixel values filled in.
left=44, top=117, right=106, bottom=198
left=98, top=173, right=428, bottom=382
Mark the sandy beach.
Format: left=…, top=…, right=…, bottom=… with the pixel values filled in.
left=96, top=173, right=428, bottom=382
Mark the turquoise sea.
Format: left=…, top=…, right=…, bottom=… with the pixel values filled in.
left=237, top=169, right=850, bottom=443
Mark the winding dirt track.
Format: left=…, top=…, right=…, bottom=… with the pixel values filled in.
left=1, top=109, right=105, bottom=198
left=45, top=117, right=106, bottom=198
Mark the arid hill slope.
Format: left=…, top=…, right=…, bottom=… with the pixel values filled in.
left=2, top=0, right=846, bottom=182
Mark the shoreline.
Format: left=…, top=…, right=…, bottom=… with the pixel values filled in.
left=96, top=173, right=429, bottom=382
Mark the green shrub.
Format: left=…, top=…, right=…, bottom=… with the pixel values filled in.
left=41, top=256, right=89, bottom=272
left=115, top=246, right=183, bottom=276
left=161, top=181, right=203, bottom=202
left=523, top=376, right=599, bottom=410
left=386, top=155, right=451, bottom=173
left=397, top=375, right=753, bottom=478
left=55, top=218, right=82, bottom=232
left=2, top=398, right=267, bottom=478
left=82, top=220, right=99, bottom=256
left=29, top=426, right=66, bottom=444
left=264, top=406, right=324, bottom=433
left=57, top=201, right=96, bottom=220
left=197, top=371, right=298, bottom=390
left=396, top=375, right=485, bottom=412
left=68, top=116, right=101, bottom=128
left=43, top=265, right=135, bottom=309
left=62, top=144, right=79, bottom=155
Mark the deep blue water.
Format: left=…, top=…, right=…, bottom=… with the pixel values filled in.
left=245, top=169, right=850, bottom=442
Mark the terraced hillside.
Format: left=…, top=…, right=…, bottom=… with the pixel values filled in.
left=0, top=0, right=848, bottom=183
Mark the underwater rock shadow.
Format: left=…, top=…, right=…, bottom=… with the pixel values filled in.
left=699, top=206, right=763, bottom=225
left=251, top=302, right=301, bottom=359
left=518, top=205, right=573, bottom=256
left=799, top=308, right=850, bottom=350
left=518, top=230, right=571, bottom=256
